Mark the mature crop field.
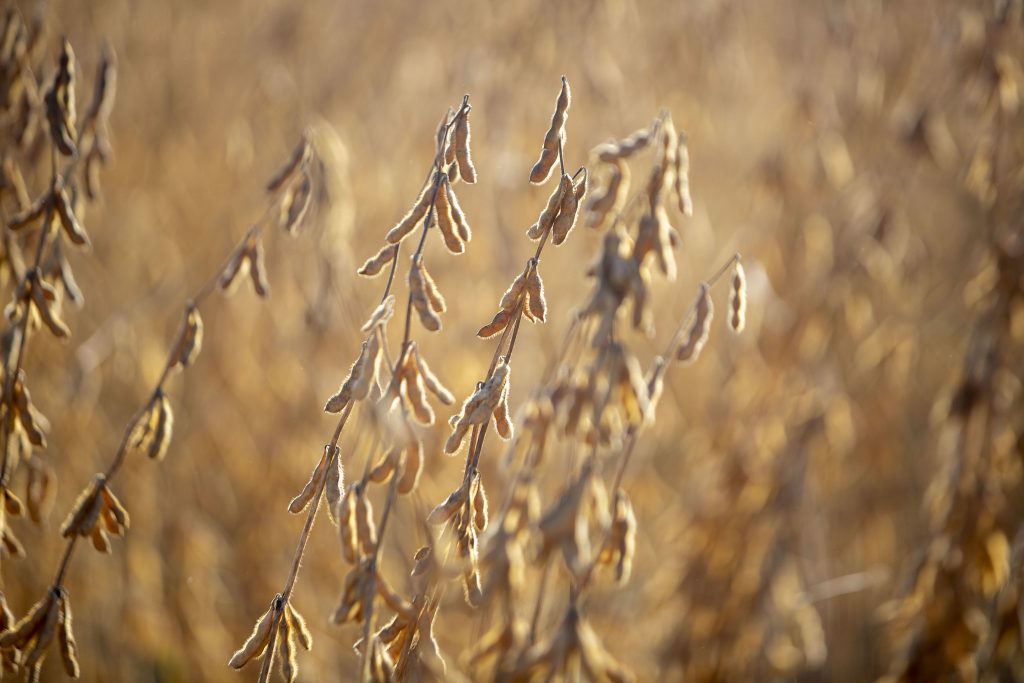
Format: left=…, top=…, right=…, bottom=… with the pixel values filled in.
left=0, top=1, right=1021, bottom=681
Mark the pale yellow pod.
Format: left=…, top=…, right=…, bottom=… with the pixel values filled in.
left=228, top=601, right=276, bottom=669
left=499, top=269, right=529, bottom=311
left=434, top=176, right=465, bottom=254
left=412, top=346, right=454, bottom=405
left=527, top=175, right=566, bottom=240
left=357, top=243, right=399, bottom=278
left=455, top=106, right=477, bottom=183
left=477, top=307, right=513, bottom=338
left=445, top=179, right=472, bottom=242
left=409, top=259, right=442, bottom=331
left=419, top=264, right=447, bottom=314
left=676, top=283, right=713, bottom=365
left=525, top=264, right=547, bottom=322
left=385, top=180, right=433, bottom=244
left=171, top=303, right=204, bottom=369
left=287, top=451, right=328, bottom=514
left=729, top=260, right=747, bottom=333
left=397, top=440, right=423, bottom=495
left=551, top=174, right=579, bottom=245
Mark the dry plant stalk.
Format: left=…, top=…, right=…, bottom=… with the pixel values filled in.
left=0, top=38, right=319, bottom=671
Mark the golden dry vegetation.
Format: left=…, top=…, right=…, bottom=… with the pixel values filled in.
left=0, top=0, right=1022, bottom=681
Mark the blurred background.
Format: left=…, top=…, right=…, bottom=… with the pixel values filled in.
left=4, top=0, right=1022, bottom=680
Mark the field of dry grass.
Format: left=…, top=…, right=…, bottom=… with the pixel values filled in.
left=0, top=0, right=1022, bottom=681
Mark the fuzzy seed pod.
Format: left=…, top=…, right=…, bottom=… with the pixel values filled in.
left=355, top=491, right=377, bottom=554
left=397, top=439, right=423, bottom=495
left=585, top=159, right=629, bottom=230
left=46, top=40, right=77, bottom=156
left=361, top=294, right=396, bottom=333
left=325, top=334, right=381, bottom=412
left=402, top=354, right=436, bottom=426
left=419, top=264, right=447, bottom=314
left=593, top=123, right=656, bottom=161
left=278, top=618, right=297, bottom=683
left=492, top=380, right=513, bottom=440
left=445, top=362, right=511, bottom=454
left=228, top=599, right=277, bottom=669
left=499, top=270, right=529, bottom=311
left=266, top=132, right=311, bottom=193
left=434, top=176, right=465, bottom=254
left=409, top=259, right=442, bottom=331
left=552, top=174, right=580, bottom=245
left=676, top=284, right=713, bottom=365
left=324, top=446, right=344, bottom=523
left=385, top=180, right=434, bottom=245
left=729, top=260, right=747, bottom=333
left=248, top=235, right=271, bottom=297
left=54, top=186, right=90, bottom=247
left=477, top=308, right=513, bottom=338
left=286, top=605, right=312, bottom=651
left=454, top=105, right=477, bottom=183
left=280, top=173, right=312, bottom=235
left=428, top=481, right=470, bottom=525
left=129, top=390, right=174, bottom=461
left=28, top=272, right=71, bottom=338
left=368, top=451, right=396, bottom=484
left=57, top=590, right=79, bottom=678
left=358, top=243, right=399, bottom=278
left=288, top=449, right=328, bottom=514
left=445, top=177, right=472, bottom=242
left=412, top=346, right=454, bottom=405
left=339, top=485, right=359, bottom=563
left=472, top=476, right=489, bottom=532
left=7, top=192, right=48, bottom=230
left=525, top=264, right=547, bottom=322
left=674, top=133, right=693, bottom=217
left=527, top=176, right=566, bottom=240
left=171, top=303, right=203, bottom=369
left=26, top=461, right=56, bottom=523
left=530, top=77, right=571, bottom=184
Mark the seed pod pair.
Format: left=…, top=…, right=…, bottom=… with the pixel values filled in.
left=228, top=596, right=310, bottom=673
left=25, top=270, right=71, bottom=339
left=45, top=40, right=77, bottom=156
left=169, top=303, right=203, bottom=370
left=526, top=170, right=586, bottom=244
left=60, top=475, right=130, bottom=553
left=444, top=361, right=511, bottom=454
left=339, top=486, right=378, bottom=563
left=389, top=343, right=454, bottom=426
left=324, top=333, right=381, bottom=413
left=530, top=77, right=571, bottom=184
left=288, top=445, right=343, bottom=519
left=129, top=389, right=174, bottom=461
left=409, top=258, right=446, bottom=332
left=585, top=159, right=630, bottom=230
left=10, top=370, right=47, bottom=448
left=0, top=587, right=78, bottom=679
left=632, top=207, right=677, bottom=281
left=479, top=260, right=548, bottom=337
left=357, top=243, right=398, bottom=278
left=220, top=228, right=271, bottom=298
left=591, top=121, right=658, bottom=162
left=676, top=283, right=713, bottom=365
left=515, top=605, right=633, bottom=683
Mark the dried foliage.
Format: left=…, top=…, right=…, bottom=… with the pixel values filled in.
left=0, top=1, right=1019, bottom=682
